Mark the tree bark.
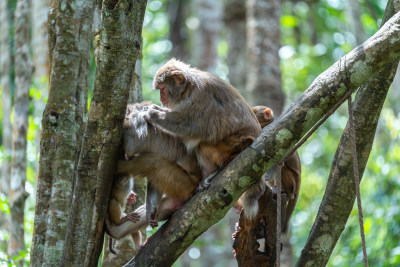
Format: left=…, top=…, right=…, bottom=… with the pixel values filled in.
left=193, top=0, right=221, bottom=74
left=224, top=0, right=247, bottom=98
left=30, top=0, right=95, bottom=265
left=0, top=0, right=12, bottom=195
left=246, top=0, right=285, bottom=115
left=9, top=0, right=32, bottom=262
left=168, top=0, right=188, bottom=61
left=124, top=12, right=400, bottom=266
left=31, top=0, right=51, bottom=168
left=61, top=1, right=147, bottom=266
left=102, top=29, right=145, bottom=267
left=297, top=1, right=400, bottom=266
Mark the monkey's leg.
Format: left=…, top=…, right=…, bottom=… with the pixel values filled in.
left=118, top=154, right=198, bottom=200
left=146, top=183, right=162, bottom=225
left=130, top=231, right=142, bottom=251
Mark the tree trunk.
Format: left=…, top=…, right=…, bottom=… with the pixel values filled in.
left=102, top=32, right=145, bottom=267
left=30, top=0, right=95, bottom=265
left=193, top=0, right=221, bottom=74
left=224, top=0, right=247, bottom=98
left=0, top=0, right=12, bottom=196
left=346, top=0, right=367, bottom=45
left=31, top=0, right=51, bottom=169
left=125, top=13, right=400, bottom=265
left=246, top=0, right=285, bottom=115
left=168, top=0, right=188, bottom=61
left=61, top=1, right=147, bottom=265
left=297, top=1, right=399, bottom=265
left=9, top=0, right=32, bottom=263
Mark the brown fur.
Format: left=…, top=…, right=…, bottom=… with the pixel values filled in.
left=149, top=58, right=262, bottom=189
left=119, top=102, right=202, bottom=200
left=238, top=106, right=301, bottom=232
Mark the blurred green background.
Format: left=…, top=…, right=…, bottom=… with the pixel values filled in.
left=1, top=0, right=399, bottom=266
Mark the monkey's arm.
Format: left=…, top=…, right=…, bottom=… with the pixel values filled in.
left=105, top=205, right=147, bottom=240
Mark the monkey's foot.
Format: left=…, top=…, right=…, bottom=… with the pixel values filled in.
left=141, top=238, right=150, bottom=247
left=127, top=191, right=137, bottom=204
left=149, top=219, right=159, bottom=228
left=232, top=223, right=241, bottom=240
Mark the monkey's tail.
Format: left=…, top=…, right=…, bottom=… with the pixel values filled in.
left=108, top=237, right=118, bottom=255
left=240, top=178, right=266, bottom=219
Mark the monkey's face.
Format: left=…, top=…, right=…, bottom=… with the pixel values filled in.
left=153, top=59, right=191, bottom=109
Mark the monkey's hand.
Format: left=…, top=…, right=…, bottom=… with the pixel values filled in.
left=119, top=212, right=140, bottom=224
left=149, top=207, right=159, bottom=228
left=127, top=191, right=137, bottom=204
left=144, top=108, right=166, bottom=121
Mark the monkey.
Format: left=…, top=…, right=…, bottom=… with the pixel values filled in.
left=106, top=175, right=142, bottom=254
left=145, top=58, right=262, bottom=192
left=116, top=101, right=202, bottom=225
left=236, top=106, right=301, bottom=232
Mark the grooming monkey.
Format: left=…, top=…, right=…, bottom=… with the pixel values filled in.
left=146, top=58, right=262, bottom=191
left=237, top=106, right=301, bottom=232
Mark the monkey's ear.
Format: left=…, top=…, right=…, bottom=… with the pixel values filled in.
left=264, top=108, right=273, bottom=119
left=171, top=71, right=185, bottom=84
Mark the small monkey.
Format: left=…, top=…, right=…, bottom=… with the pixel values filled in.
left=237, top=106, right=301, bottom=232
left=106, top=175, right=142, bottom=254
left=147, top=58, right=262, bottom=191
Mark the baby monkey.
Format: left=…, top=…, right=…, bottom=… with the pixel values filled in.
left=106, top=175, right=142, bottom=254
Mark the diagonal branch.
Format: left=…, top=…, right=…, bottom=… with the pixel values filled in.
left=297, top=1, right=400, bottom=266
left=126, top=11, right=400, bottom=267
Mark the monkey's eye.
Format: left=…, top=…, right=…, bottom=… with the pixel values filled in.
left=156, top=84, right=166, bottom=91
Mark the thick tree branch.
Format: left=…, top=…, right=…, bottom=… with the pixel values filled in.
left=297, top=1, right=400, bottom=265
left=126, top=11, right=400, bottom=267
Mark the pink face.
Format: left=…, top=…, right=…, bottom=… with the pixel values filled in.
left=156, top=83, right=169, bottom=107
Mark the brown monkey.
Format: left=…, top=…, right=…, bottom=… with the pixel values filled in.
left=146, top=58, right=262, bottom=191
left=106, top=175, right=142, bottom=254
left=117, top=102, right=202, bottom=224
left=237, top=106, right=301, bottom=232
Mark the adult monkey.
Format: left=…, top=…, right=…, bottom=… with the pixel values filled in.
left=146, top=58, right=262, bottom=192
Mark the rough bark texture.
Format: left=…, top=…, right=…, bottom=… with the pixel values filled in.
left=102, top=36, right=145, bottom=267
left=125, top=13, right=400, bottom=266
left=168, top=0, right=188, bottom=61
left=0, top=0, right=12, bottom=195
left=224, top=0, right=247, bottom=98
left=297, top=2, right=400, bottom=266
left=9, top=0, right=32, bottom=261
left=61, top=1, right=147, bottom=266
left=30, top=0, right=95, bottom=265
left=194, top=0, right=221, bottom=73
left=246, top=0, right=285, bottom=115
